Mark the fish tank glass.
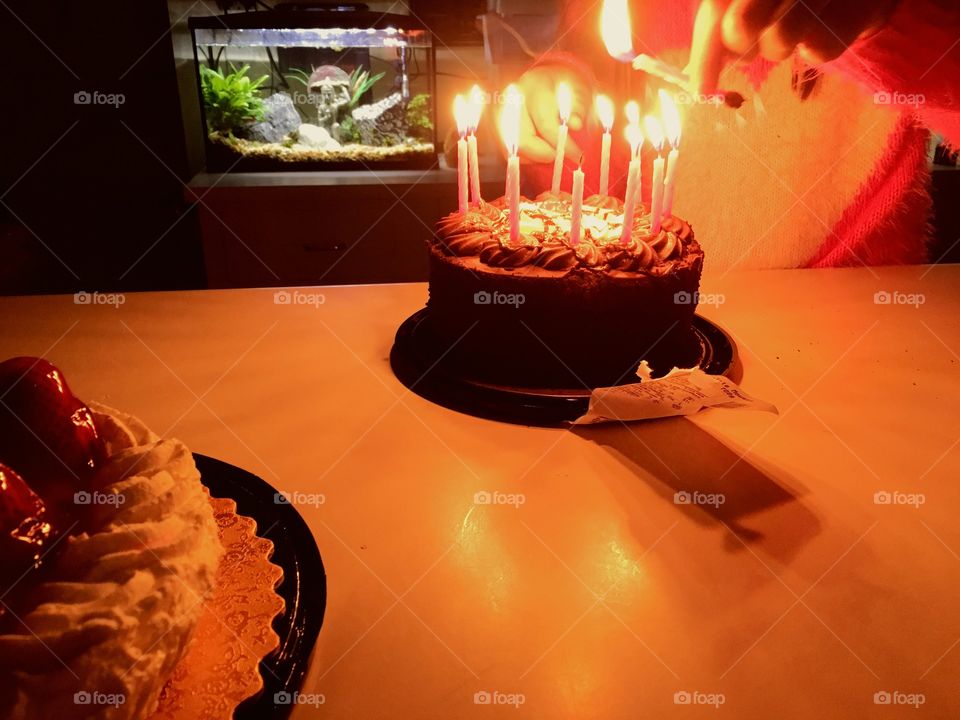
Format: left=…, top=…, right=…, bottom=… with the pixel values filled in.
left=189, top=4, right=437, bottom=171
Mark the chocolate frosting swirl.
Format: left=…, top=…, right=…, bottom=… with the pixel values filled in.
left=480, top=240, right=541, bottom=268
left=433, top=194, right=689, bottom=274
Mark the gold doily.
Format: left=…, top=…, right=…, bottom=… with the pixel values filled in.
left=151, top=495, right=285, bottom=719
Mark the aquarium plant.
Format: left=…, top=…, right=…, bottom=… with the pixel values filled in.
left=200, top=64, right=269, bottom=135
left=347, top=68, right=385, bottom=109
left=405, top=93, right=433, bottom=141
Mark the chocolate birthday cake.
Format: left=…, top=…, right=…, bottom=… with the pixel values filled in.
left=426, top=192, right=704, bottom=387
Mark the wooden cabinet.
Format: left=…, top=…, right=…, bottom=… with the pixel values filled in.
left=188, top=165, right=503, bottom=288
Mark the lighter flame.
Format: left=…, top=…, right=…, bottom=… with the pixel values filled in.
left=658, top=89, right=681, bottom=147
left=557, top=81, right=573, bottom=123
left=601, top=0, right=634, bottom=62
left=499, top=84, right=522, bottom=156
left=625, top=123, right=643, bottom=158
left=467, top=84, right=485, bottom=131
left=595, top=94, right=614, bottom=132
left=644, top=115, right=664, bottom=152
left=454, top=94, right=468, bottom=137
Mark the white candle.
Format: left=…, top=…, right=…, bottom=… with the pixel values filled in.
left=663, top=146, right=679, bottom=217
left=645, top=115, right=665, bottom=233
left=467, top=85, right=484, bottom=206
left=454, top=95, right=469, bottom=215
left=658, top=90, right=682, bottom=218
left=499, top=84, right=523, bottom=244
left=507, top=155, right=520, bottom=242
left=619, top=102, right=643, bottom=245
left=551, top=82, right=573, bottom=195
left=619, top=158, right=640, bottom=244
left=595, top=95, right=614, bottom=196
left=467, top=134, right=481, bottom=206
left=570, top=164, right=585, bottom=245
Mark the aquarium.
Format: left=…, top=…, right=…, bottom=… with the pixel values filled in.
left=189, top=5, right=437, bottom=171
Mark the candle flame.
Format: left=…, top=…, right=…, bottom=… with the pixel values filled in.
left=625, top=100, right=640, bottom=127
left=624, top=123, right=643, bottom=157
left=601, top=0, right=634, bottom=62
left=467, top=84, right=485, bottom=131
left=595, top=94, right=614, bottom=132
left=557, top=81, right=573, bottom=123
left=658, top=89, right=681, bottom=147
left=499, top=84, right=522, bottom=156
left=644, top=115, right=664, bottom=152
left=454, top=94, right=468, bottom=137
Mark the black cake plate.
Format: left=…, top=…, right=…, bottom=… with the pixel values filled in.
left=390, top=308, right=736, bottom=427
left=195, top=454, right=326, bottom=720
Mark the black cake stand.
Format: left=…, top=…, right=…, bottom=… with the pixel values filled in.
left=390, top=308, right=736, bottom=427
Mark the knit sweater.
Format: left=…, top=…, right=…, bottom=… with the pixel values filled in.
left=524, top=0, right=960, bottom=271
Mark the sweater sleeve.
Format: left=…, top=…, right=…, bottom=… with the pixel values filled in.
left=833, top=0, right=960, bottom=145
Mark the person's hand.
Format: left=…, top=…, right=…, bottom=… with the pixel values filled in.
left=687, top=0, right=901, bottom=93
left=514, top=66, right=590, bottom=164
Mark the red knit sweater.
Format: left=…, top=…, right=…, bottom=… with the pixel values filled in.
left=524, top=0, right=960, bottom=268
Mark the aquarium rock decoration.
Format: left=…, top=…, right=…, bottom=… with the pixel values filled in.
left=295, top=123, right=341, bottom=150
left=243, top=92, right=300, bottom=144
left=353, top=91, right=406, bottom=146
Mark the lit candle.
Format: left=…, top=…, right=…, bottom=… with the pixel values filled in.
left=659, top=89, right=681, bottom=218
left=570, top=160, right=585, bottom=246
left=645, top=115, right=666, bottom=234
left=499, top=84, right=523, bottom=244
left=454, top=94, right=469, bottom=215
left=619, top=102, right=643, bottom=245
left=595, top=94, right=614, bottom=196
left=467, top=84, right=485, bottom=206
left=600, top=0, right=634, bottom=61
left=551, top=81, right=572, bottom=195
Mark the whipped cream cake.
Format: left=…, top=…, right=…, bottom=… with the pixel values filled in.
left=0, top=358, right=223, bottom=719
left=427, top=192, right=704, bottom=386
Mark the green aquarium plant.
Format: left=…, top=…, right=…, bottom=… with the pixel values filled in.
left=338, top=115, right=362, bottom=144
left=405, top=93, right=433, bottom=141
left=347, top=68, right=385, bottom=109
left=200, top=64, right=269, bottom=135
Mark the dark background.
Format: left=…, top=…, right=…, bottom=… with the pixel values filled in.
left=0, top=0, right=203, bottom=295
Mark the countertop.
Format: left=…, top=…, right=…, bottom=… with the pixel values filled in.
left=1, top=264, right=958, bottom=718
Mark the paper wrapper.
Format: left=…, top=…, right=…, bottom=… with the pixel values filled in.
left=572, top=363, right=777, bottom=425
left=151, top=496, right=285, bottom=720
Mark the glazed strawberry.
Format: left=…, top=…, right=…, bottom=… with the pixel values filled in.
left=0, top=357, right=105, bottom=507
left=0, top=463, right=60, bottom=587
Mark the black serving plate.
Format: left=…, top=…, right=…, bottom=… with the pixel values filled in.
left=195, top=454, right=326, bottom=720
left=390, top=308, right=736, bottom=427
